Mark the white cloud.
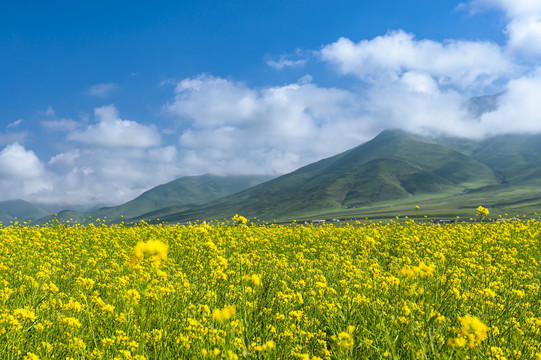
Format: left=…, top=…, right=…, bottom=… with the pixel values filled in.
left=266, top=49, right=310, bottom=70
left=320, top=31, right=512, bottom=90
left=466, top=0, right=541, bottom=56
left=7, top=119, right=23, bottom=129
left=26, top=105, right=182, bottom=207
left=48, top=150, right=80, bottom=166
left=400, top=71, right=439, bottom=94
left=0, top=105, right=182, bottom=207
left=41, top=118, right=80, bottom=132
left=506, top=16, right=541, bottom=55
left=477, top=69, right=541, bottom=134
left=87, top=83, right=119, bottom=98
left=466, top=0, right=541, bottom=17
left=267, top=58, right=307, bottom=70
left=0, top=143, right=52, bottom=201
left=1, top=120, right=26, bottom=145
left=0, top=143, right=44, bottom=180
left=38, top=106, right=56, bottom=117
left=167, top=75, right=369, bottom=175
left=67, top=105, right=161, bottom=148
left=40, top=146, right=182, bottom=207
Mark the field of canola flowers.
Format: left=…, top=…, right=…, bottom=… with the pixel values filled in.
left=1, top=215, right=541, bottom=359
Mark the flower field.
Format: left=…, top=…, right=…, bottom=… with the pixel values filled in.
left=1, top=217, right=541, bottom=359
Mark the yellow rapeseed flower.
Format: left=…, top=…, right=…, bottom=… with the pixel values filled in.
left=132, top=240, right=168, bottom=266
left=213, top=305, right=236, bottom=322
left=337, top=331, right=354, bottom=350
left=477, top=206, right=489, bottom=217
left=232, top=214, right=248, bottom=224
left=251, top=274, right=262, bottom=286
left=13, top=308, right=36, bottom=322
left=451, top=315, right=488, bottom=349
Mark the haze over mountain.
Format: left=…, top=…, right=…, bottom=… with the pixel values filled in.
left=0, top=200, right=51, bottom=224
left=7, top=129, right=541, bottom=225
left=90, top=129, right=541, bottom=224
left=33, top=174, right=271, bottom=224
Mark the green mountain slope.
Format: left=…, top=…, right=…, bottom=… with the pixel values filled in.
left=473, top=134, right=541, bottom=177
left=139, top=130, right=499, bottom=223
left=0, top=200, right=50, bottom=224
left=32, top=130, right=541, bottom=225
left=438, top=133, right=541, bottom=179
left=38, top=174, right=271, bottom=224
left=330, top=130, right=498, bottom=188
left=92, top=174, right=271, bottom=219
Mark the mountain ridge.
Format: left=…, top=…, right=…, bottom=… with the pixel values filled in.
left=34, top=174, right=272, bottom=224
left=7, top=129, right=541, bottom=225
left=135, top=129, right=517, bottom=223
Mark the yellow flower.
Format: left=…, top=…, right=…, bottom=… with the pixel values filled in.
left=251, top=274, right=262, bottom=286
left=125, top=289, right=141, bottom=305
left=337, top=331, right=354, bottom=350
left=58, top=315, right=82, bottom=328
left=213, top=305, right=236, bottom=322
left=477, top=206, right=489, bottom=216
left=452, top=315, right=488, bottom=349
left=232, top=214, right=248, bottom=224
left=23, top=353, right=40, bottom=360
left=13, top=308, right=36, bottom=321
left=132, top=240, right=168, bottom=266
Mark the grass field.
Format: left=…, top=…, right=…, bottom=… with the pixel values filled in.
left=1, top=213, right=541, bottom=359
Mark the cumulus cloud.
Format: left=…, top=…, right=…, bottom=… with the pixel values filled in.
left=0, top=143, right=52, bottom=201
left=0, top=143, right=44, bottom=180
left=1, top=119, right=27, bottom=145
left=167, top=74, right=370, bottom=175
left=476, top=69, right=541, bottom=135
left=465, top=0, right=541, bottom=56
left=14, top=105, right=184, bottom=206
left=67, top=105, right=161, bottom=148
left=166, top=34, right=541, bottom=176
left=0, top=105, right=183, bottom=207
left=37, top=106, right=56, bottom=117
left=40, top=146, right=182, bottom=207
left=87, top=83, right=119, bottom=97
left=466, top=0, right=541, bottom=18
left=320, top=31, right=512, bottom=90
left=506, top=16, right=541, bottom=56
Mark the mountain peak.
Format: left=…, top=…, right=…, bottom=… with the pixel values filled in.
left=372, top=129, right=432, bottom=143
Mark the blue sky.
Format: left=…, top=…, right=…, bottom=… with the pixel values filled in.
left=1, top=0, right=540, bottom=207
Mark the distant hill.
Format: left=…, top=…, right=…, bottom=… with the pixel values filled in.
left=437, top=133, right=541, bottom=182
left=17, top=130, right=541, bottom=225
left=137, top=130, right=509, bottom=223
left=36, top=174, right=272, bottom=224
left=0, top=200, right=50, bottom=224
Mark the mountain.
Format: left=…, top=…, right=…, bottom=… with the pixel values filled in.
left=473, top=134, right=541, bottom=177
left=463, top=93, right=502, bottom=119
left=136, top=130, right=507, bottom=223
left=37, top=174, right=272, bottom=224
left=0, top=200, right=51, bottom=224
left=438, top=133, right=541, bottom=182
left=32, top=130, right=541, bottom=224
